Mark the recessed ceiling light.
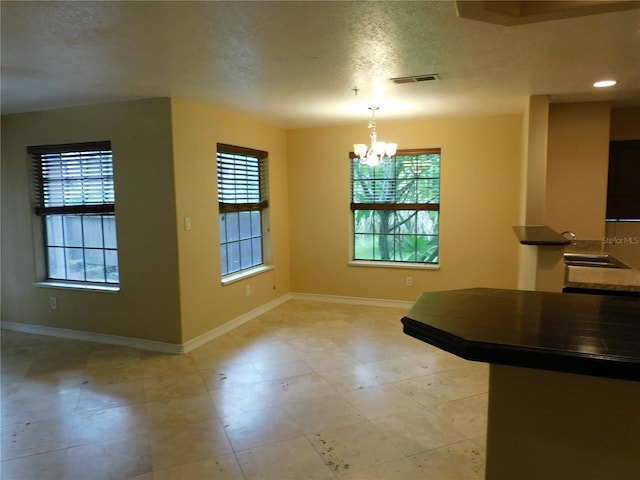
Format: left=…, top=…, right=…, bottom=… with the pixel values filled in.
left=593, top=80, right=617, bottom=88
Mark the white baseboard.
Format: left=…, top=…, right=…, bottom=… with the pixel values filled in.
left=1, top=292, right=411, bottom=354
left=0, top=320, right=183, bottom=354
left=290, top=292, right=414, bottom=310
left=181, top=293, right=292, bottom=353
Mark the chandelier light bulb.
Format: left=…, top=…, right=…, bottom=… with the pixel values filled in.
left=353, top=144, right=368, bottom=158
left=367, top=155, right=379, bottom=167
left=386, top=143, right=397, bottom=157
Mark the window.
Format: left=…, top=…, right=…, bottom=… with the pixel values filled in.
left=29, top=141, right=119, bottom=285
left=351, top=149, right=440, bottom=264
left=217, top=143, right=269, bottom=276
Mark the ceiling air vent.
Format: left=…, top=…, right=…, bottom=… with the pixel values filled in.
left=390, top=73, right=440, bottom=84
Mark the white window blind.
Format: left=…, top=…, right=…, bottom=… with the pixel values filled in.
left=217, top=144, right=268, bottom=212
left=30, top=141, right=115, bottom=215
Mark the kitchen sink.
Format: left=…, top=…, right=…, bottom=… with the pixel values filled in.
left=563, top=252, right=630, bottom=269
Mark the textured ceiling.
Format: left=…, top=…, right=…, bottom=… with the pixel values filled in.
left=1, top=1, right=639, bottom=128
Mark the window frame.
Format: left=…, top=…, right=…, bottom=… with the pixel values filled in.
left=349, top=148, right=441, bottom=268
left=216, top=143, right=270, bottom=281
left=28, top=141, right=120, bottom=289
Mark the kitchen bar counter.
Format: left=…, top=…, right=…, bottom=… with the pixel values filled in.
left=402, top=288, right=640, bottom=479
left=512, top=225, right=571, bottom=245
left=402, top=287, right=640, bottom=381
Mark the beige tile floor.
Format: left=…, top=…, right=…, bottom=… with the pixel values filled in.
left=1, top=300, right=488, bottom=479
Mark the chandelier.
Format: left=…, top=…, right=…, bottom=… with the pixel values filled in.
left=353, top=106, right=397, bottom=166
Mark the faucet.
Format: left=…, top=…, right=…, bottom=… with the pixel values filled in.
left=561, top=230, right=577, bottom=246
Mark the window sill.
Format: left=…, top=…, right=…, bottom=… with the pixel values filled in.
left=349, top=260, right=440, bottom=270
left=221, top=265, right=274, bottom=285
left=35, top=281, right=120, bottom=293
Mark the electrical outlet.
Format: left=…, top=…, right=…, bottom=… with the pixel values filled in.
left=49, top=296, right=58, bottom=310
left=406, top=276, right=413, bottom=287
left=246, top=285, right=251, bottom=296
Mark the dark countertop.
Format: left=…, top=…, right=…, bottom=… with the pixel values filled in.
left=402, top=288, right=640, bottom=382
left=564, top=284, right=640, bottom=295
left=513, top=225, right=571, bottom=245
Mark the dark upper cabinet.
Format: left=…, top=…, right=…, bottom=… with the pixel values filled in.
left=606, top=140, right=640, bottom=221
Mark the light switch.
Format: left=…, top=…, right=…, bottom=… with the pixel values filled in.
left=185, top=217, right=192, bottom=231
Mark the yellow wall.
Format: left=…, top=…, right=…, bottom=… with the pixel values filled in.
left=522, top=96, right=550, bottom=226
left=0, top=99, right=182, bottom=343
left=545, top=102, right=611, bottom=240
left=517, top=96, right=550, bottom=291
left=287, top=114, right=523, bottom=301
left=0, top=97, right=545, bottom=343
left=4, top=97, right=621, bottom=345
left=528, top=104, right=640, bottom=291
left=535, top=102, right=611, bottom=292
left=169, top=99, right=291, bottom=342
